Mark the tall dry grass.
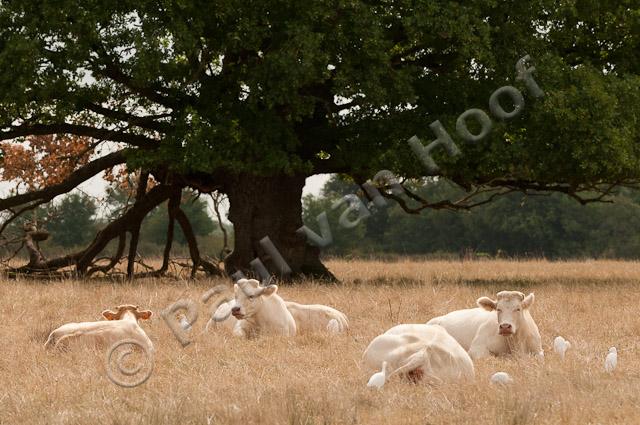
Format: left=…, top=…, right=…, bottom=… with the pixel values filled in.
left=1, top=259, right=639, bottom=424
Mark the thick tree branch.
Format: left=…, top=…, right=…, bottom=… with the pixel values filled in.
left=174, top=204, right=201, bottom=278
left=76, top=184, right=175, bottom=274
left=87, top=232, right=126, bottom=277
left=8, top=184, right=174, bottom=275
left=0, top=123, right=159, bottom=148
left=370, top=177, right=624, bottom=216
left=0, top=200, right=50, bottom=237
left=0, top=150, right=128, bottom=211
left=159, top=189, right=181, bottom=273
left=375, top=184, right=514, bottom=214
left=211, top=192, right=230, bottom=260
left=91, top=44, right=197, bottom=110
left=126, top=171, right=149, bottom=278
left=83, top=103, right=172, bottom=133
left=483, top=179, right=622, bottom=205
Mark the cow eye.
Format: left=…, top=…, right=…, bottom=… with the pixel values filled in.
left=496, top=309, right=502, bottom=313
left=515, top=308, right=521, bottom=312
left=248, top=295, right=255, bottom=300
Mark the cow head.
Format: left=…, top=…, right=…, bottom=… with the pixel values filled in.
left=102, top=304, right=153, bottom=322
left=477, top=291, right=534, bottom=336
left=231, top=279, right=278, bottom=320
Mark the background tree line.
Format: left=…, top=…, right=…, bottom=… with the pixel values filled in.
left=3, top=189, right=230, bottom=260
left=11, top=173, right=640, bottom=262
left=302, top=176, right=640, bottom=259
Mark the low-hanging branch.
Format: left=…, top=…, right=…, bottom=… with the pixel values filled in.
left=3, top=180, right=225, bottom=279
left=0, top=199, right=50, bottom=237
left=482, top=179, right=626, bottom=205
left=0, top=150, right=128, bottom=212
left=75, top=183, right=176, bottom=274
left=4, top=183, right=175, bottom=275
left=86, top=233, right=126, bottom=277
left=362, top=181, right=515, bottom=214
left=369, top=177, right=628, bottom=215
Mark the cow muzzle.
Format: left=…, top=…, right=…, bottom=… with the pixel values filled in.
left=498, top=323, right=513, bottom=335
left=231, top=306, right=244, bottom=319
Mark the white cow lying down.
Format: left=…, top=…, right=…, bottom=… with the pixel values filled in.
left=427, top=291, right=543, bottom=360
left=211, top=279, right=349, bottom=336
left=44, top=304, right=154, bottom=352
left=284, top=301, right=349, bottom=334
left=363, top=324, right=474, bottom=384
left=229, top=279, right=297, bottom=337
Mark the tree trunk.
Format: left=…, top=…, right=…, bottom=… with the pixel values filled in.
left=223, top=173, right=335, bottom=282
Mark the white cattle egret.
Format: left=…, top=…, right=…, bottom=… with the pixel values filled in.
left=604, top=347, right=617, bottom=373
left=490, top=372, right=513, bottom=385
left=367, top=361, right=388, bottom=389
left=553, top=336, right=571, bottom=360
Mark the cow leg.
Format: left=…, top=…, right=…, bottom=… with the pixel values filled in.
left=468, top=336, right=492, bottom=360
left=232, top=320, right=248, bottom=338
left=44, top=331, right=61, bottom=349
left=44, top=328, right=74, bottom=350
left=468, top=346, right=491, bottom=360
left=526, top=337, right=544, bottom=359
left=53, top=331, right=83, bottom=350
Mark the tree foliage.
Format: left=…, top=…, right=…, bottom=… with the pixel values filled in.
left=1, top=1, right=637, bottom=182
left=0, top=1, right=638, bottom=278
left=0, top=135, right=92, bottom=190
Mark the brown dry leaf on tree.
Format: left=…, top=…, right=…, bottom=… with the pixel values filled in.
left=0, top=134, right=92, bottom=190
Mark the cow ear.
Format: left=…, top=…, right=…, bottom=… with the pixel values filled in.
left=102, top=310, right=118, bottom=320
left=477, top=297, right=497, bottom=311
left=137, top=310, right=152, bottom=320
left=522, top=293, right=535, bottom=309
left=262, top=284, right=278, bottom=296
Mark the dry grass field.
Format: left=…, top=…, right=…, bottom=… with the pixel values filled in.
left=1, top=259, right=640, bottom=425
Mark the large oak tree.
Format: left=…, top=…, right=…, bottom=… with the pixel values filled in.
left=0, top=1, right=638, bottom=279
